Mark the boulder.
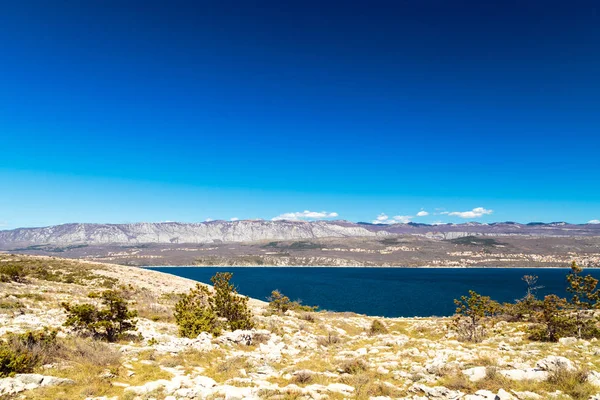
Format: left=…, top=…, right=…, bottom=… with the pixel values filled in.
left=463, top=366, right=487, bottom=382
left=410, top=383, right=464, bottom=399
left=535, top=356, right=576, bottom=372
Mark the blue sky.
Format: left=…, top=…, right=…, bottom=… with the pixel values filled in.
left=1, top=1, right=599, bottom=229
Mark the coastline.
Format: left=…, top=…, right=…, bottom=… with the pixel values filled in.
left=142, top=264, right=592, bottom=269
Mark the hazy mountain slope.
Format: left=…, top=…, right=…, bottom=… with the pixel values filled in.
left=0, top=220, right=383, bottom=248
left=0, top=220, right=599, bottom=249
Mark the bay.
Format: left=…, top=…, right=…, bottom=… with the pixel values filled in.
left=145, top=267, right=600, bottom=317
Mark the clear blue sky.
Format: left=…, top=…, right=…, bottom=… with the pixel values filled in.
left=1, top=1, right=599, bottom=229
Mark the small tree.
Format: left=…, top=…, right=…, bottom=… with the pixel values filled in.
left=63, top=290, right=138, bottom=342
left=174, top=284, right=220, bottom=337
left=453, top=290, right=499, bottom=342
left=211, top=272, right=254, bottom=331
left=529, top=294, right=576, bottom=342
left=566, top=261, right=600, bottom=338
left=268, top=290, right=292, bottom=313
left=174, top=273, right=254, bottom=337
left=504, top=275, right=544, bottom=322
left=268, top=289, right=318, bottom=313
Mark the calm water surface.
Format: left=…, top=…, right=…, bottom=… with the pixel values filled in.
left=146, top=267, right=600, bottom=317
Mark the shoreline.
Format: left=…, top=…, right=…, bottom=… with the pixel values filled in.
left=142, top=264, right=595, bottom=269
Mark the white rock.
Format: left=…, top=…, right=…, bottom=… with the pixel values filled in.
left=499, top=369, right=548, bottom=381
left=410, top=383, right=464, bottom=399
left=463, top=366, right=487, bottom=382
left=558, top=337, right=577, bottom=346
left=327, top=383, right=355, bottom=395
left=496, top=388, right=517, bottom=399
left=535, top=356, right=576, bottom=372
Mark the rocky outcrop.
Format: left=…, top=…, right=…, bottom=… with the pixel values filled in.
left=0, top=374, right=74, bottom=396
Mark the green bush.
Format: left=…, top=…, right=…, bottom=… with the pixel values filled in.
left=174, top=273, right=254, bottom=338
left=0, top=328, right=59, bottom=377
left=174, top=284, right=220, bottom=338
left=211, top=272, right=254, bottom=331
left=0, top=344, right=37, bottom=377
left=268, top=290, right=292, bottom=313
left=63, top=290, right=138, bottom=342
left=566, top=262, right=600, bottom=339
left=268, top=289, right=318, bottom=314
left=0, top=264, right=25, bottom=283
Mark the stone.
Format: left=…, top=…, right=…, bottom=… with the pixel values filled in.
left=496, top=388, right=517, bottom=399
left=411, top=383, right=464, bottom=399
left=327, top=383, right=355, bottom=395
left=535, top=356, right=576, bottom=372
left=558, top=337, right=577, bottom=346
left=463, top=366, right=487, bottom=382
left=499, top=369, right=548, bottom=381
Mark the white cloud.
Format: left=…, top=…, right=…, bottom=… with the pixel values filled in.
left=230, top=217, right=239, bottom=221
left=375, top=213, right=389, bottom=222
left=205, top=218, right=213, bottom=222
left=372, top=214, right=412, bottom=224
left=442, top=207, right=493, bottom=219
left=416, top=211, right=429, bottom=217
left=588, top=219, right=600, bottom=224
left=272, top=210, right=339, bottom=221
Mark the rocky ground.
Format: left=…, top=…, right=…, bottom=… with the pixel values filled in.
left=1, top=254, right=600, bottom=400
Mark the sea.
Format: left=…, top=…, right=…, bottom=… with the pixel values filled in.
left=145, top=267, right=600, bottom=318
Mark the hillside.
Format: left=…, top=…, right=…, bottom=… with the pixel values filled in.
left=1, top=221, right=600, bottom=250
left=2, top=221, right=600, bottom=268
left=1, top=254, right=600, bottom=399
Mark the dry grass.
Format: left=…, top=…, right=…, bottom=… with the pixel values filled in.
left=317, top=332, right=341, bottom=347
left=339, top=358, right=368, bottom=375
left=133, top=288, right=175, bottom=323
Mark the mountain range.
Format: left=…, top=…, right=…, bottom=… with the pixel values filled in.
left=1, top=220, right=599, bottom=249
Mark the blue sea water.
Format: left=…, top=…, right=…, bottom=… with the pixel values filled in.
left=145, top=267, right=600, bottom=318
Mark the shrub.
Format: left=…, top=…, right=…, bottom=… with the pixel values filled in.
left=340, top=358, right=368, bottom=374
left=546, top=367, right=595, bottom=400
left=369, top=320, right=388, bottom=335
left=0, top=344, right=37, bottom=377
left=268, top=289, right=318, bottom=314
left=566, top=261, right=600, bottom=339
left=529, top=295, right=577, bottom=341
left=174, top=284, right=220, bottom=338
left=0, top=328, right=59, bottom=377
left=174, top=273, right=255, bottom=338
left=0, top=264, right=25, bottom=283
left=453, top=290, right=500, bottom=342
left=317, top=332, right=341, bottom=347
left=211, top=272, right=254, bottom=331
left=268, top=290, right=292, bottom=313
left=63, top=290, right=138, bottom=342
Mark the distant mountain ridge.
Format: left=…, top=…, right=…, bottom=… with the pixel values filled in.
left=0, top=220, right=599, bottom=249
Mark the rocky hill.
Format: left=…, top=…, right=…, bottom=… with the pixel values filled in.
left=1, top=221, right=599, bottom=250
left=1, top=254, right=600, bottom=399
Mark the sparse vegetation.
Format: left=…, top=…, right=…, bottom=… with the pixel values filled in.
left=174, top=272, right=254, bottom=338
left=268, top=289, right=318, bottom=314
left=62, top=290, right=138, bottom=342
left=453, top=290, right=500, bottom=342
left=0, top=264, right=26, bottom=282
left=369, top=320, right=388, bottom=335
left=174, top=283, right=220, bottom=337
left=449, top=236, right=505, bottom=247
